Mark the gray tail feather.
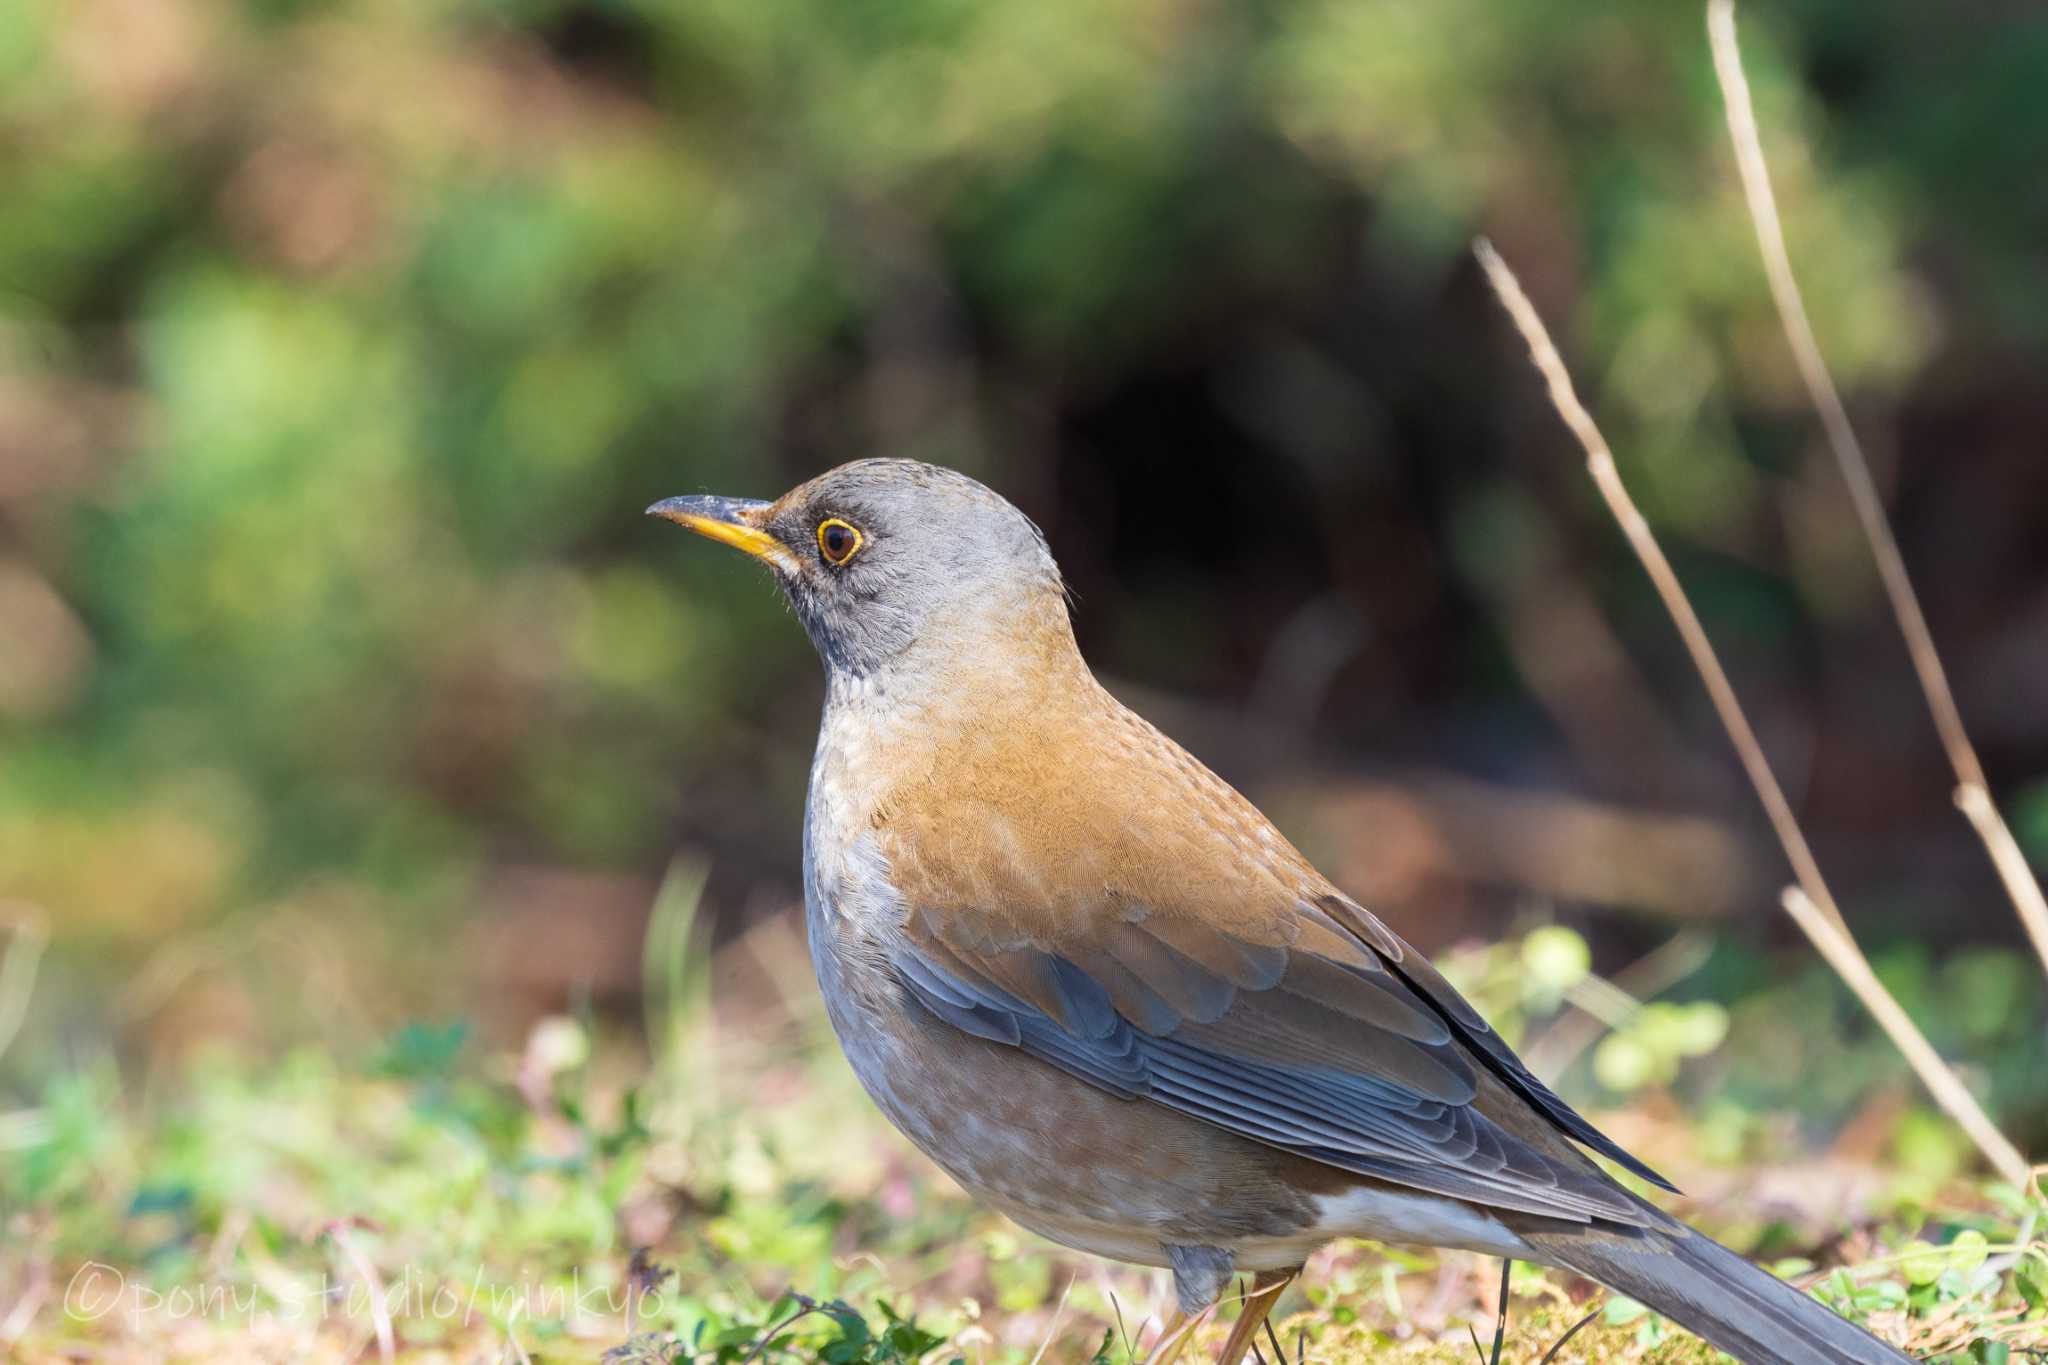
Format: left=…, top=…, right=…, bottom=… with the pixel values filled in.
left=1521, top=1222, right=1916, bottom=1364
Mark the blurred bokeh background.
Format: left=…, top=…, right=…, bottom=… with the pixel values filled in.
left=3, top=0, right=2046, bottom=1357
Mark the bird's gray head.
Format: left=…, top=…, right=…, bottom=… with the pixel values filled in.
left=650, top=459, right=1069, bottom=679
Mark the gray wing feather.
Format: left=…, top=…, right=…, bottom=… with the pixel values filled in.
left=887, top=935, right=1653, bottom=1223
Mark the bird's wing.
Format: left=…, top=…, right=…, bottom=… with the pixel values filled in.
left=868, top=697, right=1673, bottom=1226
left=891, top=891, right=1663, bottom=1224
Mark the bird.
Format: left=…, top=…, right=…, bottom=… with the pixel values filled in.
left=649, top=458, right=1915, bottom=1365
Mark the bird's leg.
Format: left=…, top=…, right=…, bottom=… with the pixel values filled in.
left=1142, top=1303, right=1215, bottom=1365
left=1213, top=1268, right=1298, bottom=1365
left=1154, top=1244, right=1231, bottom=1364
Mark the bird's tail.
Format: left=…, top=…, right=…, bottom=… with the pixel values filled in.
left=1519, top=1220, right=1916, bottom=1364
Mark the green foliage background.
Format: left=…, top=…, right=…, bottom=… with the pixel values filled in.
left=9, top=10, right=2048, bottom=1359
left=2, top=0, right=2045, bottom=1114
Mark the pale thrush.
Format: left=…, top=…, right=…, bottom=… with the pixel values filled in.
left=650, top=459, right=1912, bottom=1365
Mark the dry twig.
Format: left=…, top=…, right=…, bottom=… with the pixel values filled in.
left=1707, top=0, right=2048, bottom=976
left=1779, top=886, right=2030, bottom=1187
left=1472, top=236, right=2032, bottom=1189
left=322, top=1219, right=397, bottom=1365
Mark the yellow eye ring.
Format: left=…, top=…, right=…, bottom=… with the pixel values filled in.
left=816, top=518, right=863, bottom=566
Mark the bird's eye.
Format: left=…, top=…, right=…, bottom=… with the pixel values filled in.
left=816, top=518, right=863, bottom=566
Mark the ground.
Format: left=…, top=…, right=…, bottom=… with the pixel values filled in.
left=5, top=906, right=2044, bottom=1363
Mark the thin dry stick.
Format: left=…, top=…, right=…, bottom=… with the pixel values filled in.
left=1471, top=242, right=1846, bottom=933
left=1707, top=0, right=2048, bottom=976
left=1779, top=886, right=2031, bottom=1187
left=1473, top=237, right=2032, bottom=1189
left=323, top=1220, right=397, bottom=1365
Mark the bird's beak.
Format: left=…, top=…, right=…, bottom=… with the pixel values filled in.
left=647, top=495, right=798, bottom=572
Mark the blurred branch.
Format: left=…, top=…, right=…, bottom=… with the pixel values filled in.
left=0, top=1253, right=50, bottom=1350
left=1473, top=237, right=2033, bottom=1189
left=0, top=903, right=49, bottom=1067
left=1708, top=0, right=2048, bottom=977
left=641, top=854, right=713, bottom=1080
left=1524, top=930, right=1715, bottom=1082
left=1483, top=572, right=1712, bottom=804
left=1289, top=770, right=1761, bottom=920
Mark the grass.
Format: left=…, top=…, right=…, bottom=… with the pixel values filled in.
left=6, top=1037, right=2042, bottom=1365
left=4, top=910, right=2045, bottom=1363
